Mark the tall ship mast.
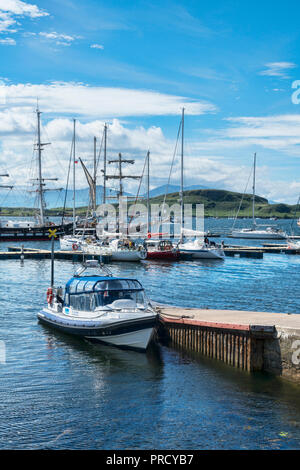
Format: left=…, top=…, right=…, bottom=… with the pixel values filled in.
left=0, top=106, right=73, bottom=241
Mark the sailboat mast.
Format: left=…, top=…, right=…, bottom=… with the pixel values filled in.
left=93, top=136, right=97, bottom=211
left=147, top=150, right=150, bottom=235
left=180, top=107, right=185, bottom=240
left=118, top=153, right=123, bottom=197
left=103, top=123, right=107, bottom=204
left=36, top=107, right=45, bottom=225
left=73, top=119, right=76, bottom=234
left=252, top=152, right=256, bottom=227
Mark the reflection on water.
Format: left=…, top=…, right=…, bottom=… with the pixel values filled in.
left=0, top=218, right=299, bottom=449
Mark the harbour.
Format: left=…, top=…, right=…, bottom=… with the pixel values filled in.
left=1, top=0, right=300, bottom=452
left=0, top=245, right=300, bottom=450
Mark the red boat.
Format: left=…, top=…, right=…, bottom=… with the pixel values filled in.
left=145, top=239, right=180, bottom=260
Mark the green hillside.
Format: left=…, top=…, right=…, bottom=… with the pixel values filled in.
left=0, top=189, right=299, bottom=219
left=146, top=189, right=300, bottom=218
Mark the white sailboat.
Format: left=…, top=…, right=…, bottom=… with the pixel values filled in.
left=82, top=238, right=147, bottom=261
left=60, top=121, right=98, bottom=250
left=230, top=154, right=287, bottom=240
left=175, top=109, right=225, bottom=260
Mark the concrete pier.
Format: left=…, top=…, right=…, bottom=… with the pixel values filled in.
left=158, top=307, right=300, bottom=384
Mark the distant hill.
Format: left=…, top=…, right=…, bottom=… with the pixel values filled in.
left=0, top=185, right=128, bottom=209
left=147, top=184, right=208, bottom=198
left=0, top=183, right=207, bottom=208
left=0, top=187, right=299, bottom=218
left=147, top=189, right=300, bottom=218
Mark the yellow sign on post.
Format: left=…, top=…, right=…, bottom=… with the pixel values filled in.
left=48, top=228, right=57, bottom=239
left=48, top=228, right=57, bottom=287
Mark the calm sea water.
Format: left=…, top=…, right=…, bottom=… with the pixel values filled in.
left=0, top=218, right=300, bottom=449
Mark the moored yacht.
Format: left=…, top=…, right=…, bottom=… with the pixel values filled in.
left=230, top=154, right=287, bottom=240
left=60, top=228, right=97, bottom=251
left=230, top=226, right=286, bottom=239
left=38, top=261, right=157, bottom=351
left=178, top=237, right=225, bottom=260
left=145, top=239, right=180, bottom=260
left=82, top=238, right=147, bottom=261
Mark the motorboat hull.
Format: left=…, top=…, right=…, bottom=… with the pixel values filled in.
left=110, top=251, right=146, bottom=261
left=179, top=248, right=225, bottom=260
left=38, top=308, right=157, bottom=351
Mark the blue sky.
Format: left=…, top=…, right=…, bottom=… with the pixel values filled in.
left=0, top=0, right=300, bottom=203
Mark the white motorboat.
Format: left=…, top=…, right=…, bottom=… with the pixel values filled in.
left=38, top=261, right=157, bottom=351
left=178, top=238, right=225, bottom=260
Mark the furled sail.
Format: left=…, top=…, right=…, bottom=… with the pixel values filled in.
left=79, top=158, right=96, bottom=210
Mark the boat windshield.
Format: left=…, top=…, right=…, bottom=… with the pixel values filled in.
left=66, top=278, right=146, bottom=311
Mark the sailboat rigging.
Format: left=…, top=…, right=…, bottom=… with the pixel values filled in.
left=0, top=107, right=73, bottom=241
left=230, top=154, right=287, bottom=239
left=176, top=109, right=225, bottom=260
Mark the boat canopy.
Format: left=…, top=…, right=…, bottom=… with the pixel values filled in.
left=66, top=277, right=143, bottom=295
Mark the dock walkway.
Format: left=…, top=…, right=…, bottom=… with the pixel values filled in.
left=158, top=306, right=300, bottom=383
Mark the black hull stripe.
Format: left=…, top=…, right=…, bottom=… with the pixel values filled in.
left=38, top=314, right=157, bottom=337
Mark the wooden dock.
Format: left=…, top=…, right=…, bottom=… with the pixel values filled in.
left=0, top=246, right=112, bottom=262
left=0, top=243, right=299, bottom=261
left=157, top=306, right=300, bottom=383
left=4, top=245, right=265, bottom=260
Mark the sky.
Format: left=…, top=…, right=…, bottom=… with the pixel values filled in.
left=0, top=0, right=300, bottom=203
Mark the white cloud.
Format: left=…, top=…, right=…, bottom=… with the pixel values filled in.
left=39, top=32, right=74, bottom=41
left=0, top=0, right=48, bottom=17
left=0, top=0, right=48, bottom=34
left=90, top=43, right=104, bottom=50
left=0, top=82, right=298, bottom=203
left=0, top=81, right=216, bottom=195
left=0, top=37, right=16, bottom=45
left=0, top=81, right=215, bottom=118
left=38, top=31, right=77, bottom=46
left=260, top=62, right=297, bottom=78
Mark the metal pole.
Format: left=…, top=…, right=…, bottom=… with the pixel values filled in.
left=73, top=119, right=76, bottom=234
left=147, top=150, right=150, bottom=235
left=37, top=108, right=45, bottom=225
left=252, top=153, right=256, bottom=227
left=180, top=108, right=185, bottom=240
left=94, top=136, right=97, bottom=211
left=103, top=123, right=107, bottom=204
left=118, top=152, right=123, bottom=197
left=51, top=236, right=55, bottom=287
